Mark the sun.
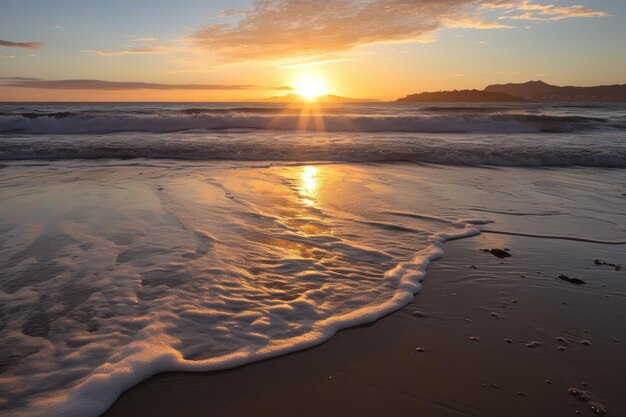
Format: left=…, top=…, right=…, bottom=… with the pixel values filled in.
left=293, top=74, right=330, bottom=101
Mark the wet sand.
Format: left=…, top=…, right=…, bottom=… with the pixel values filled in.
left=102, top=233, right=626, bottom=417
left=2, top=161, right=624, bottom=417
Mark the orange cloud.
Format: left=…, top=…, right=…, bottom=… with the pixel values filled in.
left=191, top=0, right=607, bottom=63
left=191, top=0, right=505, bottom=62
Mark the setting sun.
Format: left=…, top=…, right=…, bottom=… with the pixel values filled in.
left=293, top=74, right=330, bottom=101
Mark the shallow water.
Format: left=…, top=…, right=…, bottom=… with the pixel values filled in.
left=0, top=160, right=625, bottom=417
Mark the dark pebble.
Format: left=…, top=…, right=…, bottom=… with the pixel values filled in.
left=558, top=274, right=586, bottom=285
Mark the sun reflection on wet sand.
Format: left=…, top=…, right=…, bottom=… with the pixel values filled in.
left=299, top=166, right=319, bottom=206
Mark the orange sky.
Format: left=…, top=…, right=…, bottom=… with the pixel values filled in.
left=1, top=0, right=624, bottom=101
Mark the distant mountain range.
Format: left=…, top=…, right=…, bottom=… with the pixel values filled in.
left=396, top=90, right=523, bottom=103
left=397, top=81, right=626, bottom=102
left=485, top=80, right=626, bottom=101
left=249, top=93, right=379, bottom=103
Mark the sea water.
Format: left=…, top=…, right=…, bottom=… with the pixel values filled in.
left=0, top=102, right=625, bottom=417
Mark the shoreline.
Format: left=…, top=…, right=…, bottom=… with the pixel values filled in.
left=2, top=161, right=624, bottom=417
left=102, top=233, right=626, bottom=417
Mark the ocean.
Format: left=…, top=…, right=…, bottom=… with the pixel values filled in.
left=1, top=102, right=626, bottom=165
left=1, top=102, right=625, bottom=417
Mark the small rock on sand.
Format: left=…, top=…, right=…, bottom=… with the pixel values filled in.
left=589, top=402, right=607, bottom=416
left=415, top=347, right=425, bottom=353
left=491, top=248, right=511, bottom=258
left=469, top=336, right=480, bottom=342
left=525, top=341, right=541, bottom=348
left=580, top=340, right=592, bottom=346
left=558, top=274, right=586, bottom=285
left=568, top=387, right=589, bottom=402
left=490, top=312, right=500, bottom=318
left=504, top=338, right=513, bottom=344
left=481, top=248, right=511, bottom=258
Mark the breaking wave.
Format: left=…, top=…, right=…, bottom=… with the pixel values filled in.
left=1, top=131, right=625, bottom=166
left=0, top=112, right=617, bottom=134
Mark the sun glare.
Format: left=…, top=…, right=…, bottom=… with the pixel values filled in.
left=293, top=74, right=330, bottom=101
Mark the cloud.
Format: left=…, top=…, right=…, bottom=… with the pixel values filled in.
left=488, top=1, right=607, bottom=21
left=0, top=40, right=44, bottom=49
left=0, top=78, right=292, bottom=91
left=191, top=0, right=606, bottom=63
left=191, top=0, right=503, bottom=62
left=132, top=37, right=157, bottom=43
left=91, top=46, right=166, bottom=56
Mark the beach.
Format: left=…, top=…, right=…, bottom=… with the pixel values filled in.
left=3, top=0, right=626, bottom=415
left=0, top=102, right=625, bottom=417
left=103, top=234, right=626, bottom=417
left=0, top=155, right=624, bottom=417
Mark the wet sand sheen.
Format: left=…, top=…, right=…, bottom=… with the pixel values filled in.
left=0, top=161, right=624, bottom=417
left=102, top=234, right=626, bottom=417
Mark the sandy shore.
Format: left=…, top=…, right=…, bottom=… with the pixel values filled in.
left=102, top=232, right=626, bottom=417
left=2, top=161, right=624, bottom=417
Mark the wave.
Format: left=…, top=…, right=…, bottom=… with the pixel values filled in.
left=1, top=134, right=625, bottom=166
left=0, top=112, right=616, bottom=134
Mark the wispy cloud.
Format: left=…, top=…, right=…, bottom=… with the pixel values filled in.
left=485, top=1, right=607, bottom=21
left=0, top=40, right=44, bottom=49
left=0, top=78, right=292, bottom=91
left=191, top=0, right=504, bottom=62
left=190, top=0, right=606, bottom=63
left=132, top=37, right=157, bottom=43
left=90, top=46, right=167, bottom=56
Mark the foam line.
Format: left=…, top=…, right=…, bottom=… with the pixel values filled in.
left=20, top=223, right=482, bottom=417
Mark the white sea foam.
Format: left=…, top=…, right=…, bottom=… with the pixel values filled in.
left=0, top=163, right=493, bottom=417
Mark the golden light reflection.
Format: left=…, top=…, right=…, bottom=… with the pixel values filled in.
left=299, top=166, right=319, bottom=206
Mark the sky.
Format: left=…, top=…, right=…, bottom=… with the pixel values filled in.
left=1, top=0, right=625, bottom=101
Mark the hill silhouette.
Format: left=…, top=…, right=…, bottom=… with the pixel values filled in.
left=485, top=80, right=626, bottom=101
left=396, top=90, right=523, bottom=102
left=397, top=81, right=626, bottom=102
